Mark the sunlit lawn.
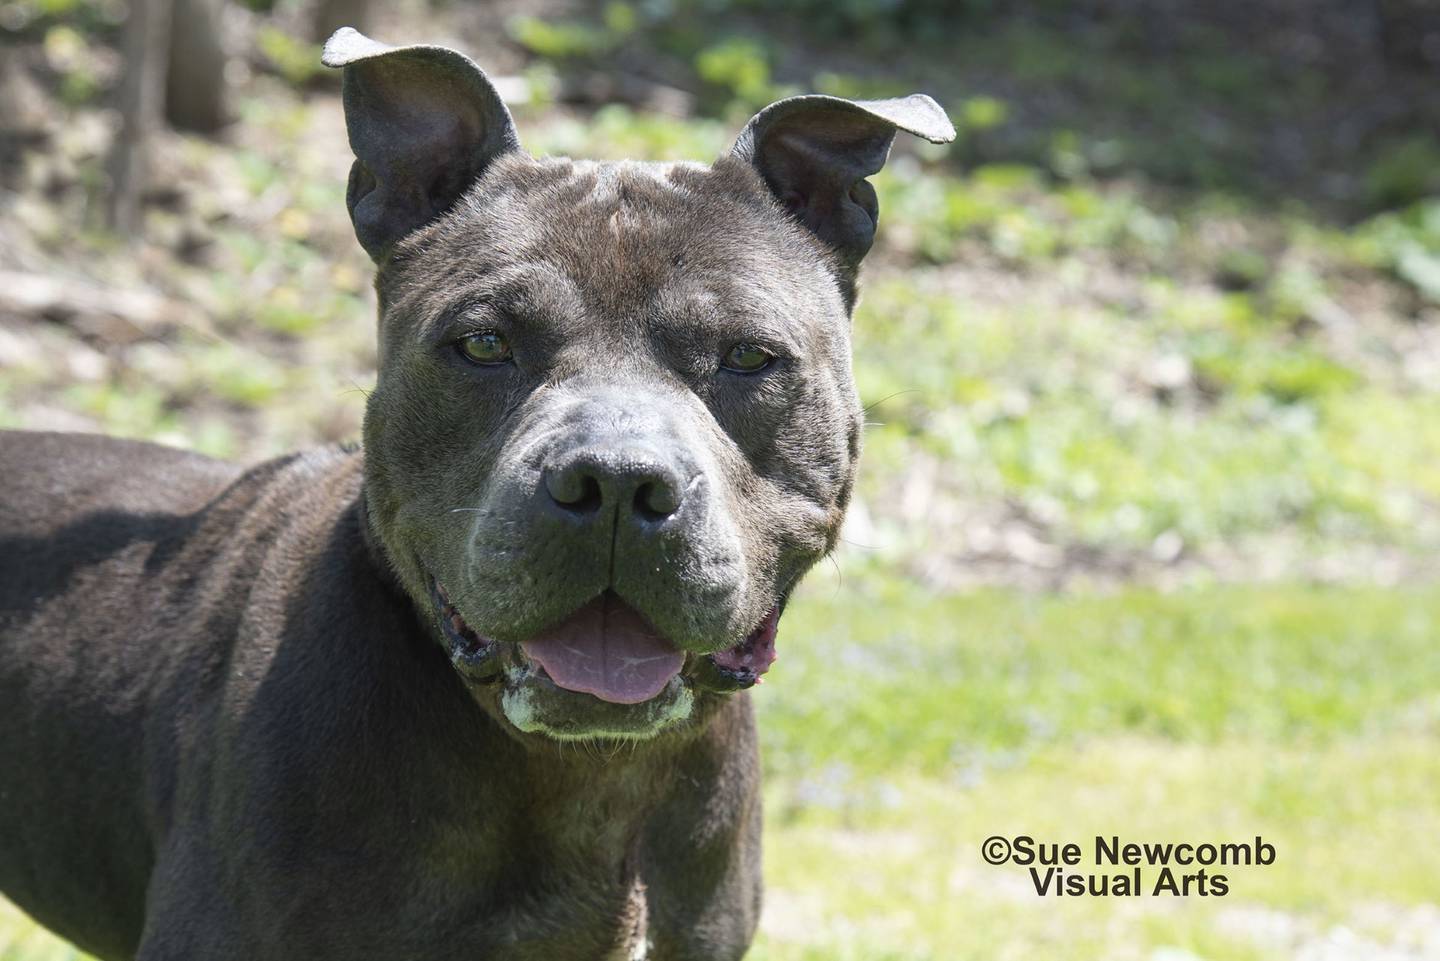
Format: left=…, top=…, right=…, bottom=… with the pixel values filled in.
left=747, top=583, right=1440, bottom=960
left=4, top=584, right=1437, bottom=960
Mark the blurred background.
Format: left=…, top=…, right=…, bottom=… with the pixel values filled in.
left=2, top=0, right=1439, bottom=958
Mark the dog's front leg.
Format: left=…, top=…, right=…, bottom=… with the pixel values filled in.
left=129, top=846, right=254, bottom=961
left=637, top=699, right=763, bottom=961
left=639, top=811, right=761, bottom=961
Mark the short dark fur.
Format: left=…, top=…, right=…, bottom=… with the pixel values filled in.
left=0, top=30, right=950, bottom=960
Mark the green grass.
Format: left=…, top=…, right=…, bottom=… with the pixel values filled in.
left=760, top=584, right=1440, bottom=776
left=754, top=735, right=1440, bottom=960
left=749, top=584, right=1440, bottom=959
left=4, top=584, right=1437, bottom=960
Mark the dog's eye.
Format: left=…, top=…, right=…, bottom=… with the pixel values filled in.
left=457, top=331, right=512, bottom=366
left=721, top=343, right=774, bottom=374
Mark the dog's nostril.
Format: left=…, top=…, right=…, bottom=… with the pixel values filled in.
left=544, top=468, right=603, bottom=514
left=634, top=478, right=681, bottom=520
left=544, top=454, right=684, bottom=522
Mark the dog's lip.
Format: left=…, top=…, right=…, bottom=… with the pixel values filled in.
left=430, top=578, right=505, bottom=681
left=427, top=577, right=780, bottom=696
left=708, top=607, right=779, bottom=681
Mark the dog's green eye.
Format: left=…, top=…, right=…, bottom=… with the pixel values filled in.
left=458, top=331, right=512, bottom=366
left=721, top=343, right=774, bottom=374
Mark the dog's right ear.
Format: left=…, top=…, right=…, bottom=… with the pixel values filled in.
left=322, top=28, right=521, bottom=262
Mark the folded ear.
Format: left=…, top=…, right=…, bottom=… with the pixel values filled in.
left=322, top=28, right=521, bottom=262
left=732, top=94, right=954, bottom=276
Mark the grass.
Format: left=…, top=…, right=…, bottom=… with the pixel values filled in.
left=754, top=735, right=1440, bottom=960
left=4, top=584, right=1438, bottom=960
left=747, top=585, right=1440, bottom=960
left=761, top=584, right=1440, bottom=775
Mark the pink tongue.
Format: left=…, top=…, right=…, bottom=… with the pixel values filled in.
left=521, top=596, right=684, bottom=705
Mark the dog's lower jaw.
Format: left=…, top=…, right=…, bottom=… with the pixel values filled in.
left=500, top=674, right=695, bottom=742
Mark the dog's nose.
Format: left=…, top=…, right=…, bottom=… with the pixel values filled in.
left=543, top=450, right=685, bottom=522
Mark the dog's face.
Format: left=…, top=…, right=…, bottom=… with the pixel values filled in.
left=324, top=30, right=952, bottom=741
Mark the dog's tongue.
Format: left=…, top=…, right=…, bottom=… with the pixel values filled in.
left=522, top=596, right=684, bottom=705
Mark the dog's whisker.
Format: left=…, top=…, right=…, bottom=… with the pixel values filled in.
left=863, top=388, right=920, bottom=415
left=825, top=552, right=844, bottom=595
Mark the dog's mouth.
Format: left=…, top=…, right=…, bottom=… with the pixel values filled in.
left=429, top=580, right=778, bottom=710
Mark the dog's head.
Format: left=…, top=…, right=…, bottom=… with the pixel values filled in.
left=324, top=29, right=952, bottom=741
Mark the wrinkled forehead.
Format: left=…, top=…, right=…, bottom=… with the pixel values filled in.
left=392, top=154, right=838, bottom=321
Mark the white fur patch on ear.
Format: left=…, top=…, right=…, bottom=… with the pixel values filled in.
left=320, top=25, right=395, bottom=66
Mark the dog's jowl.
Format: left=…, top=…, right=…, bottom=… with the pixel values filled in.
left=0, top=29, right=952, bottom=961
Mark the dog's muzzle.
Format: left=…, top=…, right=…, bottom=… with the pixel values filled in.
left=431, top=580, right=778, bottom=738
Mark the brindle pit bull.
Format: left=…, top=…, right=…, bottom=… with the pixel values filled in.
left=0, top=28, right=952, bottom=960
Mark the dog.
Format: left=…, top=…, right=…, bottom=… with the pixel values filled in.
left=0, top=28, right=952, bottom=960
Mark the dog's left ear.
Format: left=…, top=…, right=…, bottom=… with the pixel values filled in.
left=322, top=28, right=521, bottom=262
left=732, top=94, right=954, bottom=278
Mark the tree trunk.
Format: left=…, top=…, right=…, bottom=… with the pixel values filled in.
left=106, top=0, right=172, bottom=234
left=165, top=0, right=230, bottom=132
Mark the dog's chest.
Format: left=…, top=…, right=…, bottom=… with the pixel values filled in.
left=470, top=871, right=651, bottom=961
left=390, top=829, right=656, bottom=961
left=269, top=869, right=649, bottom=961
left=514, top=873, right=650, bottom=961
